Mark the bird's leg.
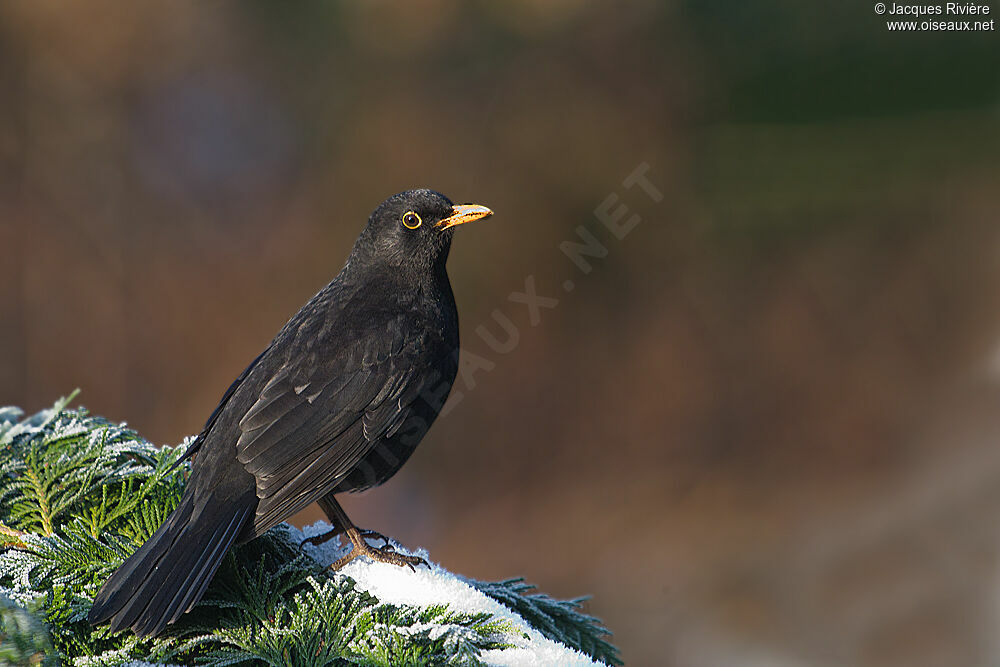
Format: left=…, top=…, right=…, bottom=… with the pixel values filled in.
left=316, top=495, right=427, bottom=572
left=300, top=494, right=391, bottom=548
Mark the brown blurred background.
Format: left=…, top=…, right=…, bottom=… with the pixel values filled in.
left=2, top=2, right=1000, bottom=665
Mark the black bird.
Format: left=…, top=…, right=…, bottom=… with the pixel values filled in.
left=88, top=189, right=493, bottom=637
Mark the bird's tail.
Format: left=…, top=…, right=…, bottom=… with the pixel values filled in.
left=87, top=492, right=252, bottom=637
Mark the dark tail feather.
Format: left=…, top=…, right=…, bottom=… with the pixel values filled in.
left=88, top=494, right=252, bottom=637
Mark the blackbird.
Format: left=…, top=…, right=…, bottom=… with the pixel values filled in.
left=88, top=189, right=493, bottom=637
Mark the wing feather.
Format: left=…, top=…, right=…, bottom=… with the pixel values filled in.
left=230, top=313, right=435, bottom=536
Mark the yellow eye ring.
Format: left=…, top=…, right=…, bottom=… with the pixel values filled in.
left=402, top=211, right=422, bottom=229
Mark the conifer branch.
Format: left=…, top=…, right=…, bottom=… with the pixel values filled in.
left=0, top=397, right=620, bottom=665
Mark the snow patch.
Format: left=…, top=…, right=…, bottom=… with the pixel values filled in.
left=293, top=521, right=600, bottom=667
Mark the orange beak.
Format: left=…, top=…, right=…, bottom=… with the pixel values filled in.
left=437, top=204, right=494, bottom=230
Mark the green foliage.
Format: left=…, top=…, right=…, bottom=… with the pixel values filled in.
left=0, top=594, right=58, bottom=666
left=0, top=398, right=620, bottom=665
left=0, top=391, right=186, bottom=544
left=473, top=579, right=621, bottom=667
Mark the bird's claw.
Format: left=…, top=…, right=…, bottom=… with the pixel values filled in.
left=328, top=528, right=428, bottom=572
left=302, top=527, right=390, bottom=549
left=300, top=528, right=340, bottom=547
left=365, top=544, right=427, bottom=572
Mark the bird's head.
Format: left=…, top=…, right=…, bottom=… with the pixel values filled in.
left=350, top=189, right=493, bottom=274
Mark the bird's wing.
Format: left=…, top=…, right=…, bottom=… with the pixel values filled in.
left=233, top=313, right=434, bottom=535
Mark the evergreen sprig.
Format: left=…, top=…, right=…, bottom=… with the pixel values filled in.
left=472, top=579, right=622, bottom=666
left=0, top=397, right=620, bottom=665
left=0, top=593, right=58, bottom=666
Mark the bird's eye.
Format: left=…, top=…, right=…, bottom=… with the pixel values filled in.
left=402, top=211, right=422, bottom=229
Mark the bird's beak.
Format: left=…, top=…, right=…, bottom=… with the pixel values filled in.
left=437, top=204, right=494, bottom=230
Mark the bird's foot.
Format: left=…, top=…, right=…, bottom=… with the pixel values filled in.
left=329, top=527, right=427, bottom=572
left=301, top=527, right=390, bottom=548
left=300, top=527, right=340, bottom=547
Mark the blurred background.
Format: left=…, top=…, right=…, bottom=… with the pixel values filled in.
left=2, top=1, right=999, bottom=664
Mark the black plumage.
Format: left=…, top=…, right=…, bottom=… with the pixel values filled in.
left=88, top=189, right=493, bottom=637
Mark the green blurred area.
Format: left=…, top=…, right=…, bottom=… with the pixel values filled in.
left=1, top=2, right=999, bottom=665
